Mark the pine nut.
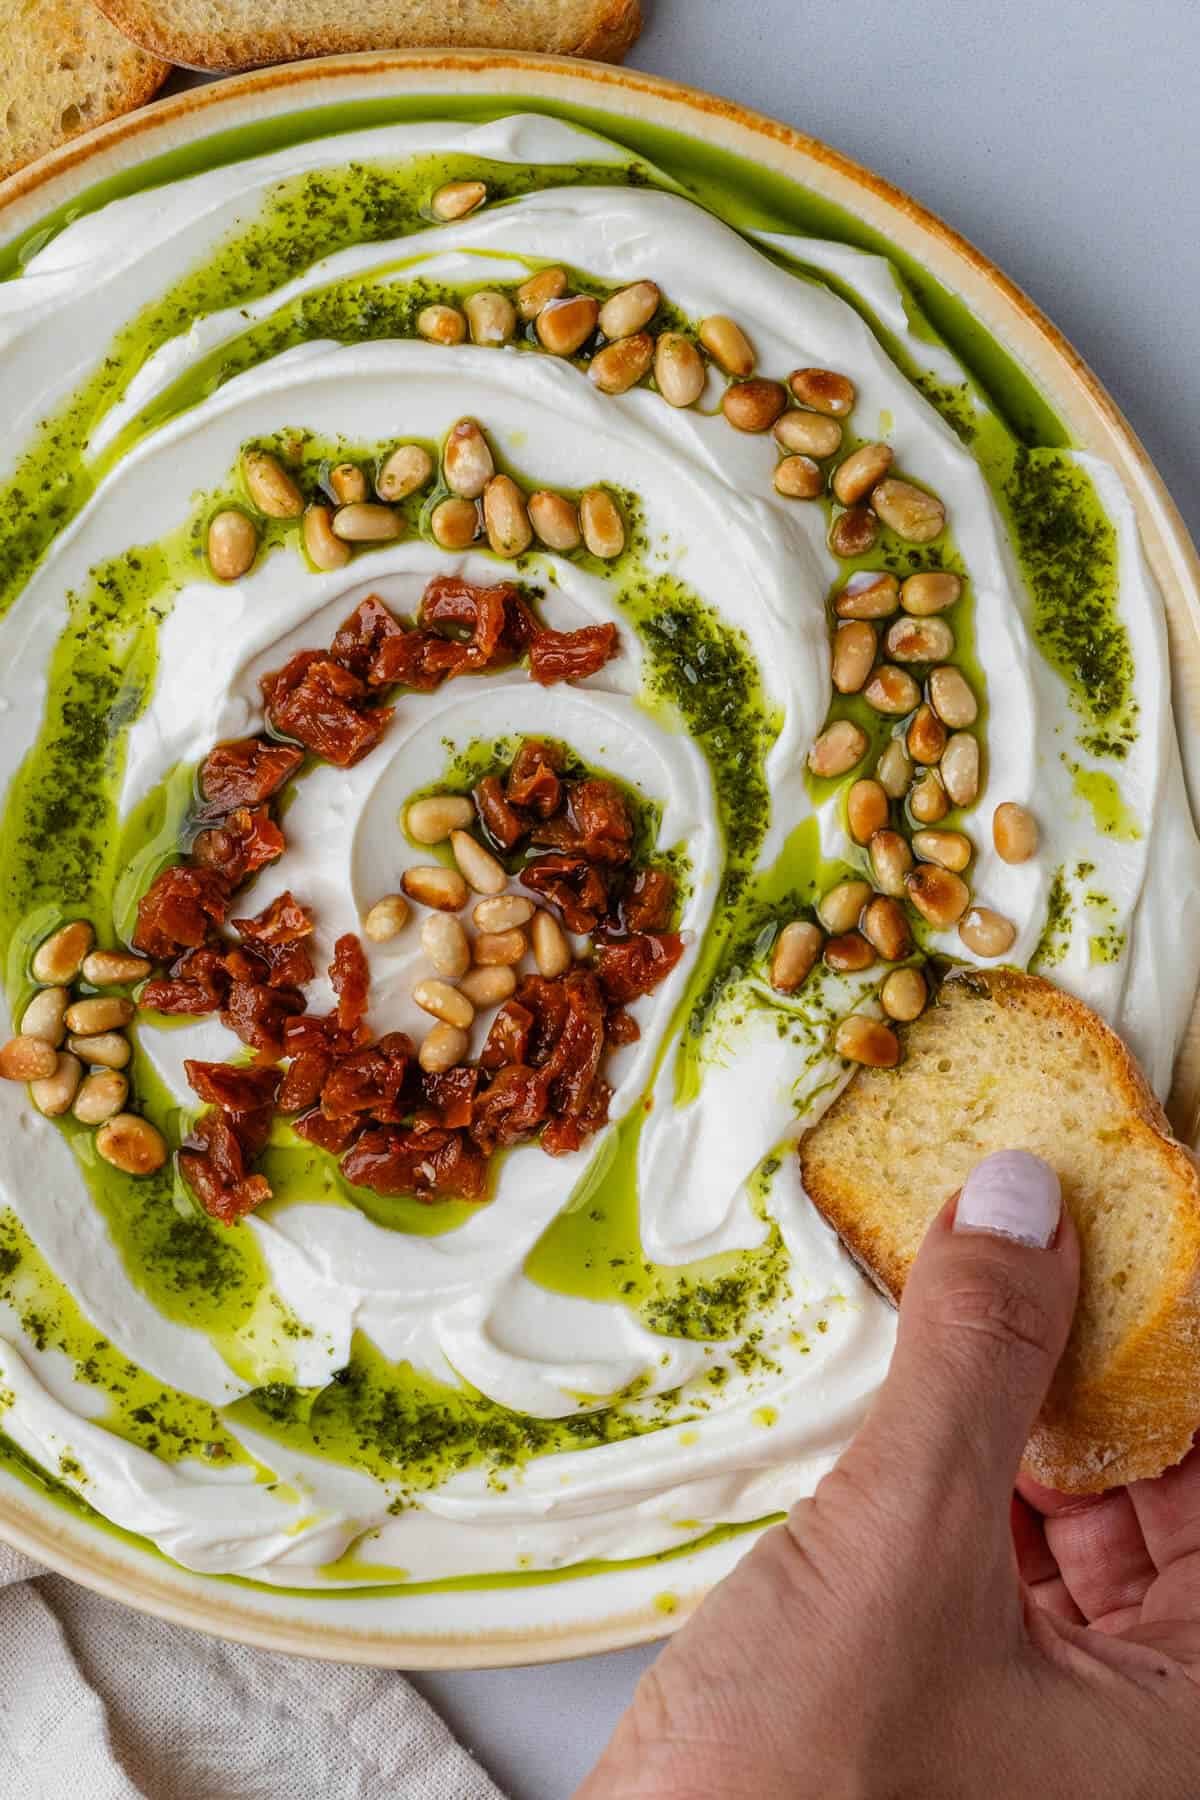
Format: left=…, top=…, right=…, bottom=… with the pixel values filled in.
left=860, top=895, right=913, bottom=962
left=473, top=895, right=534, bottom=932
left=460, top=965, right=518, bottom=1008
left=421, top=913, right=471, bottom=978
left=517, top=267, right=567, bottom=320
left=96, top=1113, right=167, bottom=1175
left=831, top=621, right=876, bottom=694
left=817, top=880, right=871, bottom=935
left=417, top=303, right=467, bottom=345
left=774, top=410, right=843, bottom=457
left=869, top=830, right=914, bottom=897
left=81, top=950, right=151, bottom=986
left=789, top=367, right=855, bottom=417
left=769, top=920, right=823, bottom=994
left=698, top=316, right=754, bottom=376
left=303, top=503, right=351, bottom=570
left=580, top=489, right=625, bottom=559
left=835, top=1015, right=899, bottom=1067
left=863, top=665, right=921, bottom=716
left=908, top=769, right=949, bottom=824
left=443, top=418, right=494, bottom=499
left=413, top=979, right=474, bottom=1029
left=377, top=444, right=434, bottom=501
left=940, top=733, right=980, bottom=808
left=912, top=829, right=972, bottom=872
left=589, top=333, right=654, bottom=395
left=958, top=907, right=1017, bottom=958
left=402, top=866, right=469, bottom=911
left=207, top=510, right=258, bottom=580
left=418, top=1023, right=469, bottom=1073
left=528, top=491, right=581, bottom=551
left=599, top=281, right=660, bottom=340
left=721, top=379, right=787, bottom=433
left=906, top=865, right=970, bottom=928
left=67, top=1031, right=130, bottom=1070
left=331, top=503, right=402, bottom=542
left=901, top=571, right=962, bottom=616
left=483, top=475, right=533, bottom=558
left=808, top=720, right=868, bottom=778
left=833, top=443, right=893, bottom=505
left=880, top=967, right=927, bottom=1023
left=876, top=737, right=913, bottom=798
left=829, top=507, right=879, bottom=558
left=834, top=572, right=898, bottom=620
left=654, top=333, right=705, bottom=407
left=243, top=451, right=303, bottom=519
left=465, top=290, right=516, bottom=346
left=537, top=295, right=598, bottom=356
left=774, top=455, right=824, bottom=499
left=450, top=829, right=507, bottom=895
left=32, top=921, right=94, bottom=984
left=406, top=795, right=475, bottom=843
left=431, top=498, right=480, bottom=549
left=906, top=703, right=947, bottom=766
left=824, top=931, right=875, bottom=973
left=328, top=462, right=368, bottom=505
left=65, top=997, right=134, bottom=1035
left=431, top=179, right=486, bottom=221
left=73, top=1069, right=128, bottom=1125
left=928, top=665, right=978, bottom=728
left=531, top=909, right=571, bottom=977
left=363, top=895, right=411, bottom=942
left=474, top=929, right=527, bottom=967
left=20, top=988, right=69, bottom=1046
left=886, top=617, right=955, bottom=663
left=30, top=1050, right=82, bottom=1114
left=0, top=1035, right=59, bottom=1081
left=993, top=802, right=1039, bottom=864
left=871, top=477, right=945, bottom=542
left=847, top=778, right=889, bottom=844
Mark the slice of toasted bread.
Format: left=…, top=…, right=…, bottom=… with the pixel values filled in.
left=0, top=2, right=167, bottom=183
left=92, top=0, right=642, bottom=72
left=800, top=970, right=1200, bottom=1494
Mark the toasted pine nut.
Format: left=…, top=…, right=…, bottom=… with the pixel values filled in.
left=906, top=703, right=947, bottom=766
left=528, top=491, right=581, bottom=551
left=417, top=303, right=467, bottom=345
left=483, top=476, right=533, bottom=557
left=65, top=996, right=134, bottom=1035
left=243, top=451, right=303, bottom=519
left=443, top=417, right=494, bottom=498
left=474, top=929, right=527, bottom=967
left=808, top=719, right=868, bottom=779
left=517, top=267, right=567, bottom=320
left=880, top=966, right=927, bottom=1023
left=599, top=281, right=660, bottom=340
left=413, top=979, right=474, bottom=1029
left=912, top=829, right=972, bottom=872
left=0, top=1035, right=59, bottom=1081
left=406, top=795, right=475, bottom=843
left=303, top=503, right=351, bottom=570
left=901, top=571, right=962, bottom=616
left=207, top=510, right=258, bottom=580
left=872, top=477, right=945, bottom=542
left=886, top=616, right=955, bottom=663
left=774, top=455, right=823, bottom=499
left=430, top=497, right=480, bottom=549
left=833, top=443, right=894, bottom=505
left=789, top=367, right=855, bottom=417
left=906, top=864, right=970, bottom=928
left=824, top=931, right=875, bottom=973
left=876, top=737, right=913, bottom=798
left=465, top=290, right=516, bottom=346
left=32, top=921, right=94, bottom=985
left=537, top=295, right=598, bottom=356
left=829, top=506, right=879, bottom=558
left=420, top=912, right=471, bottom=979
left=834, top=571, right=898, bottom=620
left=722, top=379, right=787, bottom=433
left=531, top=909, right=571, bottom=977
left=450, top=829, right=507, bottom=896
left=847, top=778, right=889, bottom=844
left=431, top=178, right=486, bottom=221
left=908, top=769, right=949, bottom=824
left=928, top=665, right=978, bottom=728
left=402, top=866, right=469, bottom=911
left=363, top=895, right=411, bottom=942
left=20, top=988, right=69, bottom=1046
left=993, top=802, right=1039, bottom=864
left=460, top=965, right=518, bottom=1008
left=863, top=665, right=921, bottom=716
left=774, top=410, right=843, bottom=458
left=67, top=1031, right=130, bottom=1070
left=869, top=830, right=914, bottom=898
left=654, top=333, right=705, bottom=407
left=860, top=895, right=913, bottom=962
left=769, top=921, right=823, bottom=994
left=698, top=315, right=754, bottom=376
left=73, top=1069, right=128, bottom=1125
left=834, top=1014, right=899, bottom=1067
left=831, top=621, right=876, bottom=695
left=817, top=880, right=871, bottom=935
left=418, top=1023, right=470, bottom=1073
left=959, top=907, right=1017, bottom=958
left=589, top=332, right=654, bottom=395
left=30, top=1050, right=83, bottom=1114
left=378, top=444, right=434, bottom=501
left=331, top=503, right=402, bottom=542
left=473, top=895, right=534, bottom=932
left=580, top=489, right=625, bottom=559
left=940, top=733, right=980, bottom=808
left=81, top=950, right=151, bottom=986
left=328, top=462, right=368, bottom=505
left=96, top=1112, right=167, bottom=1175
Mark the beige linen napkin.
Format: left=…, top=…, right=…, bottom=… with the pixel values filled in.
left=0, top=1543, right=504, bottom=1799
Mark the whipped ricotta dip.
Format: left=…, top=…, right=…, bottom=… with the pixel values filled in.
left=0, top=109, right=1197, bottom=1592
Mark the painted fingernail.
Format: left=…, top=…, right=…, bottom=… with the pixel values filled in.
left=954, top=1150, right=1061, bottom=1249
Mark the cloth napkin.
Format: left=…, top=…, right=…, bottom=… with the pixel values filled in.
left=0, top=1543, right=505, bottom=1799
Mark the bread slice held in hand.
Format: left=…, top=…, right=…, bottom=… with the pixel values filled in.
left=93, top=0, right=643, bottom=72
left=800, top=969, right=1200, bottom=1495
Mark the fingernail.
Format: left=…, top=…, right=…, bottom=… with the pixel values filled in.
left=954, top=1150, right=1061, bottom=1248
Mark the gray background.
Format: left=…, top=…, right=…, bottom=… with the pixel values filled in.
left=408, top=1, right=1200, bottom=1795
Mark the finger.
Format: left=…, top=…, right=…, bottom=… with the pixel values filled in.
left=1018, top=1476, right=1157, bottom=1630
left=1013, top=1495, right=1085, bottom=1625
left=1129, top=1434, right=1200, bottom=1569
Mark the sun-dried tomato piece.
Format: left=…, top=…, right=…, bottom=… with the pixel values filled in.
left=541, top=1080, right=612, bottom=1155
left=420, top=1065, right=479, bottom=1130
left=221, top=980, right=305, bottom=1056
left=566, top=778, right=633, bottom=865
left=278, top=1049, right=332, bottom=1113
left=179, top=1112, right=272, bottom=1225
left=506, top=739, right=563, bottom=817
left=595, top=932, right=685, bottom=1002
left=197, top=739, right=304, bottom=815
left=499, top=590, right=539, bottom=655
left=292, top=1108, right=361, bottom=1154
left=132, top=865, right=231, bottom=960
left=263, top=655, right=393, bottom=768
left=416, top=575, right=536, bottom=676
left=330, top=934, right=370, bottom=1033
left=330, top=595, right=406, bottom=682
left=231, top=891, right=316, bottom=990
left=605, top=1007, right=641, bottom=1046
left=141, top=947, right=230, bottom=1015
left=341, top=1125, right=488, bottom=1201
left=473, top=775, right=527, bottom=851
left=528, top=623, right=619, bottom=686
left=521, top=852, right=611, bottom=933
left=479, top=1000, right=534, bottom=1072
left=541, top=970, right=607, bottom=1117
left=368, top=627, right=447, bottom=692
left=320, top=1034, right=412, bottom=1121
left=191, top=806, right=285, bottom=884
left=184, top=1060, right=282, bottom=1113
left=283, top=1011, right=370, bottom=1060
left=512, top=976, right=571, bottom=1064
left=621, top=868, right=675, bottom=933
left=470, top=1065, right=553, bottom=1152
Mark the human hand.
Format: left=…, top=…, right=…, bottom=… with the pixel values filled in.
left=578, top=1150, right=1200, bottom=1798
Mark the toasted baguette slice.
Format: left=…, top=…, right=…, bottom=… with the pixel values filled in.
left=800, top=970, right=1200, bottom=1494
left=92, top=0, right=642, bottom=72
left=0, top=2, right=167, bottom=183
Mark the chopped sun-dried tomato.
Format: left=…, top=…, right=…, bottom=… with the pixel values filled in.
left=191, top=806, right=285, bottom=884
left=330, top=594, right=406, bottom=682
left=179, top=1112, right=272, bottom=1225
left=565, top=778, right=633, bottom=865
left=420, top=1065, right=479, bottom=1130
left=330, top=934, right=370, bottom=1033
left=420, top=575, right=514, bottom=665
left=528, top=623, right=619, bottom=686
left=278, top=1049, right=332, bottom=1114
left=621, top=867, right=675, bottom=933
left=221, top=980, right=305, bottom=1056
left=141, top=947, right=230, bottom=1015
left=595, top=932, right=686, bottom=1002
left=341, top=1125, right=488, bottom=1201
left=197, top=739, right=304, bottom=815
left=183, top=1060, right=282, bottom=1114
left=473, top=775, right=527, bottom=851
left=521, top=852, right=611, bottom=933
left=132, top=865, right=231, bottom=960
left=541, top=1080, right=612, bottom=1155
left=320, top=1034, right=413, bottom=1121
left=506, top=739, right=563, bottom=817
left=470, top=1066, right=552, bottom=1152
left=292, top=1108, right=361, bottom=1154
left=263, top=654, right=393, bottom=768
left=512, top=975, right=571, bottom=1064
left=606, top=1007, right=641, bottom=1047
left=232, top=891, right=315, bottom=989
left=367, top=627, right=447, bottom=692
left=541, top=970, right=607, bottom=1118
left=480, top=1000, right=534, bottom=1072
